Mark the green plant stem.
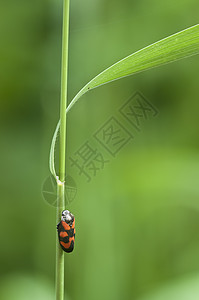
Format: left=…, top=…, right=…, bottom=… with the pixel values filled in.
left=55, top=0, right=70, bottom=300
left=56, top=184, right=65, bottom=300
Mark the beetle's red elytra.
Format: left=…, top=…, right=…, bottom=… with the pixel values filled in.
left=57, top=210, right=75, bottom=253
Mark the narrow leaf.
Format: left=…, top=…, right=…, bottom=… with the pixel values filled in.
left=49, top=121, right=60, bottom=179
left=49, top=24, right=199, bottom=179
left=67, top=24, right=199, bottom=112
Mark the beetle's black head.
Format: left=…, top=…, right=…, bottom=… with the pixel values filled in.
left=61, top=210, right=74, bottom=226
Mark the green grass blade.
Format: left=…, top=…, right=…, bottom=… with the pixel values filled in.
left=67, top=24, right=199, bottom=112
left=49, top=24, right=199, bottom=179
left=49, top=120, right=60, bottom=179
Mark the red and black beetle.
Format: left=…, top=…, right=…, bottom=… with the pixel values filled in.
left=57, top=210, right=75, bottom=253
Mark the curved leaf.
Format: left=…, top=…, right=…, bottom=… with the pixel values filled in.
left=50, top=24, right=199, bottom=179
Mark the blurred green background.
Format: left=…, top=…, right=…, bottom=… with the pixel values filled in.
left=0, top=0, right=199, bottom=299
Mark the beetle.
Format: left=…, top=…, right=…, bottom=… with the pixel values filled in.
left=57, top=210, right=75, bottom=253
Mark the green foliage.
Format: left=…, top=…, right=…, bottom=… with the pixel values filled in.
left=68, top=24, right=199, bottom=111
left=49, top=24, right=199, bottom=180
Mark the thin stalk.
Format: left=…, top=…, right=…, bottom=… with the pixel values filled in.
left=55, top=0, right=70, bottom=300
